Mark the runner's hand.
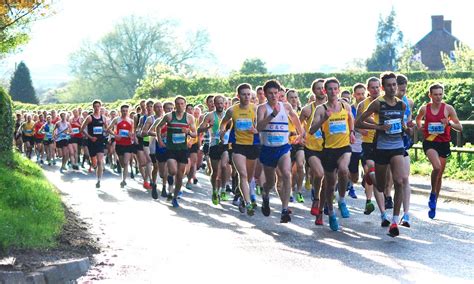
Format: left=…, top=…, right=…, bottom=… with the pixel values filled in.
left=90, top=136, right=98, bottom=142
left=378, top=124, right=391, bottom=131
left=350, top=132, right=356, bottom=144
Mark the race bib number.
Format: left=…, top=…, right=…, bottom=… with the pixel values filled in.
left=24, top=129, right=33, bottom=134
left=428, top=122, right=445, bottom=134
left=162, top=137, right=167, bottom=144
left=93, top=126, right=103, bottom=135
left=72, top=128, right=80, bottom=134
left=314, top=129, right=323, bottom=139
left=46, top=133, right=53, bottom=139
left=267, top=134, right=285, bottom=145
left=172, top=133, right=186, bottom=144
left=119, top=129, right=129, bottom=137
left=58, top=133, right=68, bottom=140
left=329, top=120, right=347, bottom=134
left=384, top=119, right=402, bottom=134
left=235, top=118, right=252, bottom=131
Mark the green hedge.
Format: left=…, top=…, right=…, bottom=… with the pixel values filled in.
left=0, top=87, right=14, bottom=159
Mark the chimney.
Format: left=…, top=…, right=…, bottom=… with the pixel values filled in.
left=444, top=20, right=452, bottom=34
left=432, top=15, right=444, bottom=31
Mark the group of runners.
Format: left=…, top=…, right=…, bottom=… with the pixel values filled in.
left=15, top=71, right=462, bottom=237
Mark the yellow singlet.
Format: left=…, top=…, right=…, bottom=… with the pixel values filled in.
left=304, top=103, right=324, bottom=151
left=322, top=102, right=350, bottom=149
left=231, top=103, right=256, bottom=145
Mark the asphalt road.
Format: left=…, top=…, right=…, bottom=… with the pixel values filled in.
left=42, top=165, right=474, bottom=284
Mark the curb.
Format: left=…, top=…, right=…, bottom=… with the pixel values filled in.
left=411, top=188, right=472, bottom=204
left=0, top=257, right=90, bottom=284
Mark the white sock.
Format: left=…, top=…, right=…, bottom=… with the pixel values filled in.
left=249, top=179, right=256, bottom=196
left=392, top=215, right=400, bottom=225
left=339, top=196, right=345, bottom=203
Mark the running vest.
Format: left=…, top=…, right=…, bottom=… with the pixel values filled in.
left=402, top=95, right=411, bottom=123
left=34, top=121, right=45, bottom=139
left=188, top=117, right=200, bottom=145
left=209, top=111, right=227, bottom=147
left=116, top=117, right=133, bottom=146
left=56, top=121, right=70, bottom=141
left=351, top=105, right=362, bottom=153
left=288, top=108, right=300, bottom=144
left=43, top=123, right=54, bottom=141
left=23, top=121, right=35, bottom=136
left=70, top=117, right=83, bottom=138
left=229, top=103, right=257, bottom=145
left=167, top=111, right=189, bottom=151
left=375, top=97, right=404, bottom=150
left=260, top=102, right=289, bottom=147
left=322, top=103, right=350, bottom=149
left=87, top=115, right=106, bottom=142
left=304, top=102, right=324, bottom=151
left=423, top=103, right=451, bottom=142
left=361, top=98, right=378, bottom=143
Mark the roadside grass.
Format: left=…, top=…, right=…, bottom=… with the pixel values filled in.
left=0, top=151, right=65, bottom=251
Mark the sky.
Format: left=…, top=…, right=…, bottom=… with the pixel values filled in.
left=1, top=0, right=473, bottom=88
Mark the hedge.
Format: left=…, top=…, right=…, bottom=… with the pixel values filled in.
left=0, top=87, right=14, bottom=160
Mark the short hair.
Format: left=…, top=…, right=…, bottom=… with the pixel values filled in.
left=146, top=100, right=154, bottom=106
left=214, top=95, right=225, bottom=104
left=92, top=100, right=102, bottom=106
left=256, top=86, right=263, bottom=92
left=352, top=83, right=366, bottom=93
left=380, top=72, right=397, bottom=87
left=286, top=89, right=297, bottom=98
left=237, top=83, right=253, bottom=95
left=429, top=83, right=444, bottom=94
left=163, top=101, right=174, bottom=110
left=120, top=104, right=129, bottom=110
left=186, top=104, right=194, bottom=109
left=396, top=74, right=408, bottom=85
left=311, top=78, right=325, bottom=94
left=139, top=100, right=146, bottom=105
left=323, top=77, right=340, bottom=89
left=206, top=95, right=215, bottom=104
left=175, top=96, right=186, bottom=104
left=341, top=90, right=351, bottom=97
left=366, top=77, right=380, bottom=87
left=263, top=80, right=281, bottom=93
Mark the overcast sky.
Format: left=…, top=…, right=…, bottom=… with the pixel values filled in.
left=1, top=0, right=473, bottom=88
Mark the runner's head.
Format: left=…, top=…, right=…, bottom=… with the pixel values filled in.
left=174, top=96, right=186, bottom=113
left=46, top=115, right=51, bottom=123
left=139, top=100, right=146, bottom=112
left=92, top=100, right=102, bottom=113
left=236, top=83, right=252, bottom=106
left=120, top=104, right=129, bottom=118
left=110, top=110, right=117, bottom=119
left=428, top=83, right=444, bottom=104
left=60, top=112, right=67, bottom=121
left=38, top=114, right=44, bottom=122
left=214, top=95, right=225, bottom=113
left=163, top=101, right=174, bottom=113
left=323, top=77, right=340, bottom=100
left=263, top=80, right=281, bottom=105
left=366, top=77, right=381, bottom=99
left=396, top=74, right=408, bottom=98
left=231, top=97, right=239, bottom=105
left=193, top=105, right=201, bottom=118
left=250, top=90, right=257, bottom=104
left=256, top=86, right=266, bottom=104
left=72, top=108, right=79, bottom=117
left=380, top=72, right=397, bottom=97
left=186, top=104, right=194, bottom=115
left=311, top=78, right=326, bottom=100
left=146, top=100, right=154, bottom=114
left=153, top=102, right=163, bottom=117
left=286, top=89, right=299, bottom=109
left=340, top=90, right=351, bottom=104
left=206, top=95, right=215, bottom=112
left=352, top=83, right=366, bottom=103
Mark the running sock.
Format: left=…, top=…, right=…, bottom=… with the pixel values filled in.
left=167, top=175, right=174, bottom=186
left=392, top=215, right=400, bottom=225
left=338, top=197, right=346, bottom=203
left=249, top=179, right=256, bottom=196
left=366, top=199, right=371, bottom=204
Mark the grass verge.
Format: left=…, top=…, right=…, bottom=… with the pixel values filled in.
left=0, top=151, right=65, bottom=251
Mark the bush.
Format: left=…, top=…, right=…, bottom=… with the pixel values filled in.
left=0, top=87, right=14, bottom=159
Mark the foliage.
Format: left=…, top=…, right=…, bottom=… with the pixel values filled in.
left=0, top=151, right=65, bottom=250
left=69, top=15, right=211, bottom=100
left=366, top=8, right=403, bottom=71
left=239, top=58, right=268, bottom=75
left=9, top=61, right=38, bottom=104
left=0, top=86, right=13, bottom=157
left=441, top=42, right=474, bottom=71
left=398, top=43, right=428, bottom=72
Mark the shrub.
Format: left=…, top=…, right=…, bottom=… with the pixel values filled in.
left=0, top=87, right=14, bottom=160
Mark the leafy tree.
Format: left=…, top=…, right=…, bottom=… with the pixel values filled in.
left=398, top=43, right=428, bottom=72
left=69, top=15, right=210, bottom=100
left=9, top=61, right=38, bottom=104
left=366, top=8, right=403, bottom=71
left=239, top=58, right=268, bottom=74
left=441, top=42, right=474, bottom=71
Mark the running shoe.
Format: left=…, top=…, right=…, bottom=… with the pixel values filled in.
left=388, top=223, right=399, bottom=237
left=172, top=198, right=179, bottom=208
left=261, top=196, right=271, bottom=217
left=130, top=171, right=134, bottom=179
left=185, top=182, right=192, bottom=190
left=232, top=196, right=240, bottom=206
left=381, top=212, right=390, bottom=227
left=256, top=185, right=262, bottom=196
left=161, top=186, right=167, bottom=198
left=347, top=183, right=357, bottom=199
left=315, top=214, right=323, bottom=226
left=95, top=181, right=100, bottom=188
left=428, top=208, right=436, bottom=219
left=246, top=203, right=255, bottom=216
left=310, top=200, right=320, bottom=216
left=143, top=182, right=152, bottom=190
left=364, top=200, right=375, bottom=215
left=151, top=183, right=158, bottom=199
left=250, top=194, right=257, bottom=209
left=289, top=195, right=295, bottom=203
left=167, top=193, right=173, bottom=201
left=385, top=196, right=393, bottom=209
left=305, top=179, right=311, bottom=191
left=280, top=209, right=291, bottom=223
left=212, top=190, right=220, bottom=205
left=238, top=198, right=245, bottom=213
left=296, top=192, right=305, bottom=203
left=428, top=193, right=437, bottom=219
left=329, top=213, right=339, bottom=231
left=120, top=181, right=126, bottom=188
left=400, top=214, right=410, bottom=228
left=338, top=201, right=350, bottom=218
left=40, top=159, right=44, bottom=165
left=177, top=191, right=183, bottom=199
left=226, top=184, right=232, bottom=193
left=220, top=192, right=229, bottom=201
left=193, top=178, right=198, bottom=185
left=60, top=167, right=65, bottom=174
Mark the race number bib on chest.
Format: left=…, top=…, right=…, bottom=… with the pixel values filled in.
left=46, top=133, right=53, bottom=139
left=72, top=128, right=80, bottom=134
left=384, top=119, right=402, bottom=134
left=93, top=126, right=103, bottom=135
left=329, top=120, right=347, bottom=134
left=267, top=133, right=285, bottom=145
left=427, top=122, right=445, bottom=134
left=314, top=129, right=323, bottom=139
left=119, top=129, right=129, bottom=137
left=172, top=133, right=186, bottom=144
left=235, top=118, right=252, bottom=131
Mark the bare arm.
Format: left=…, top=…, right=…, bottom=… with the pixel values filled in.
left=256, top=104, right=278, bottom=132
left=308, top=105, right=326, bottom=135
left=415, top=105, right=426, bottom=129
left=198, top=112, right=213, bottom=134
left=187, top=115, right=197, bottom=138
left=447, top=105, right=463, bottom=132
left=355, top=100, right=387, bottom=131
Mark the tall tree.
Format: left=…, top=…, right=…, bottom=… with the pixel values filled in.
left=9, top=61, right=38, bottom=104
left=69, top=15, right=210, bottom=99
left=398, top=43, right=428, bottom=72
left=239, top=58, right=268, bottom=74
left=441, top=42, right=474, bottom=71
left=366, top=8, right=403, bottom=71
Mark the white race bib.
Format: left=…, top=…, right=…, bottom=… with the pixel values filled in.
left=119, top=129, right=129, bottom=137
left=329, top=120, right=347, bottom=134
left=72, top=128, right=80, bottom=134
left=314, top=129, right=323, bottom=139
left=172, top=133, right=186, bottom=144
left=384, top=119, right=402, bottom=134
left=46, top=133, right=53, bottom=139
left=427, top=122, right=445, bottom=134
left=235, top=118, right=252, bottom=131
left=93, top=126, right=103, bottom=135
left=223, top=131, right=230, bottom=144
left=24, top=129, right=33, bottom=134
left=267, top=133, right=285, bottom=145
